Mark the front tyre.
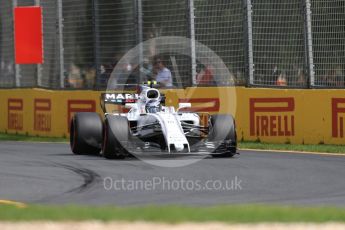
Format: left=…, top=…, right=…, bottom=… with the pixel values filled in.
left=102, top=115, right=130, bottom=159
left=208, top=114, right=237, bottom=158
left=70, top=112, right=103, bottom=155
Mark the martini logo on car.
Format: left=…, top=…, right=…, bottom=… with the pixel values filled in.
left=8, top=98, right=23, bottom=130
left=332, top=98, right=345, bottom=138
left=34, top=99, right=51, bottom=132
left=250, top=98, right=295, bottom=137
left=103, top=93, right=139, bottom=104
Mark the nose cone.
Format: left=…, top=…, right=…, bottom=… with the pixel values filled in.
left=175, top=143, right=184, bottom=152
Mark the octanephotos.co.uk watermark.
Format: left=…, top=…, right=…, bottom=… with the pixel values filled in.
left=103, top=176, right=242, bottom=192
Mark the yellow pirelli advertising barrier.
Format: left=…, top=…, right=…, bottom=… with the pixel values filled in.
left=0, top=89, right=102, bottom=138
left=0, top=87, right=344, bottom=145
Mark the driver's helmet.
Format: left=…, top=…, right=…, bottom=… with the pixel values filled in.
left=145, top=99, right=161, bottom=113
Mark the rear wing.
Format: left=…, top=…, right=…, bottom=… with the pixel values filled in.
left=100, top=93, right=139, bottom=113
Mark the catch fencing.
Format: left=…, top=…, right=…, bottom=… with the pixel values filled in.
left=0, top=0, right=344, bottom=89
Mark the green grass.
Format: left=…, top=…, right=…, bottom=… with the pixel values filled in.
left=0, top=204, right=345, bottom=223
left=0, top=133, right=345, bottom=154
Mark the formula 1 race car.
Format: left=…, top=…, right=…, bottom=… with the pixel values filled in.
left=70, top=83, right=237, bottom=159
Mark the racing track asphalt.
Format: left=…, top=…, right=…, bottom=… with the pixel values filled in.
left=1, top=141, right=345, bottom=206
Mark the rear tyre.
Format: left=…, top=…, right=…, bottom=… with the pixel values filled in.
left=70, top=112, right=103, bottom=155
left=102, top=115, right=130, bottom=159
left=208, top=114, right=237, bottom=158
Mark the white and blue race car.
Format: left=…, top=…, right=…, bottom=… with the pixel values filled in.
left=70, top=84, right=237, bottom=159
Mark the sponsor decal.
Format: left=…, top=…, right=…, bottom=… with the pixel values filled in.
left=332, top=98, right=345, bottom=138
left=8, top=99, right=23, bottom=130
left=34, top=99, right=51, bottom=131
left=67, top=100, right=96, bottom=132
left=178, top=98, right=220, bottom=112
left=250, top=98, right=295, bottom=137
left=103, top=93, right=139, bottom=104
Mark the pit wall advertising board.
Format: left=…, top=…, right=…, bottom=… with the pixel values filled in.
left=0, top=87, right=344, bottom=145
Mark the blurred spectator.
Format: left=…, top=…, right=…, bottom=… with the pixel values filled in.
left=196, top=63, right=215, bottom=85
left=96, top=65, right=109, bottom=89
left=84, top=65, right=96, bottom=88
left=276, top=72, right=287, bottom=86
left=325, top=65, right=344, bottom=87
left=96, top=53, right=123, bottom=89
left=153, top=57, right=172, bottom=87
left=125, top=63, right=140, bottom=86
left=297, top=68, right=306, bottom=86
left=139, top=58, right=153, bottom=81
left=66, top=64, right=84, bottom=88
left=235, top=70, right=244, bottom=85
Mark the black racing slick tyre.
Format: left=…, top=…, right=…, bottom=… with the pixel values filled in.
left=70, top=112, right=103, bottom=155
left=208, top=114, right=237, bottom=158
left=102, top=115, right=130, bottom=159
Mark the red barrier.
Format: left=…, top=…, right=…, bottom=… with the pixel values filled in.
left=14, top=6, right=43, bottom=64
